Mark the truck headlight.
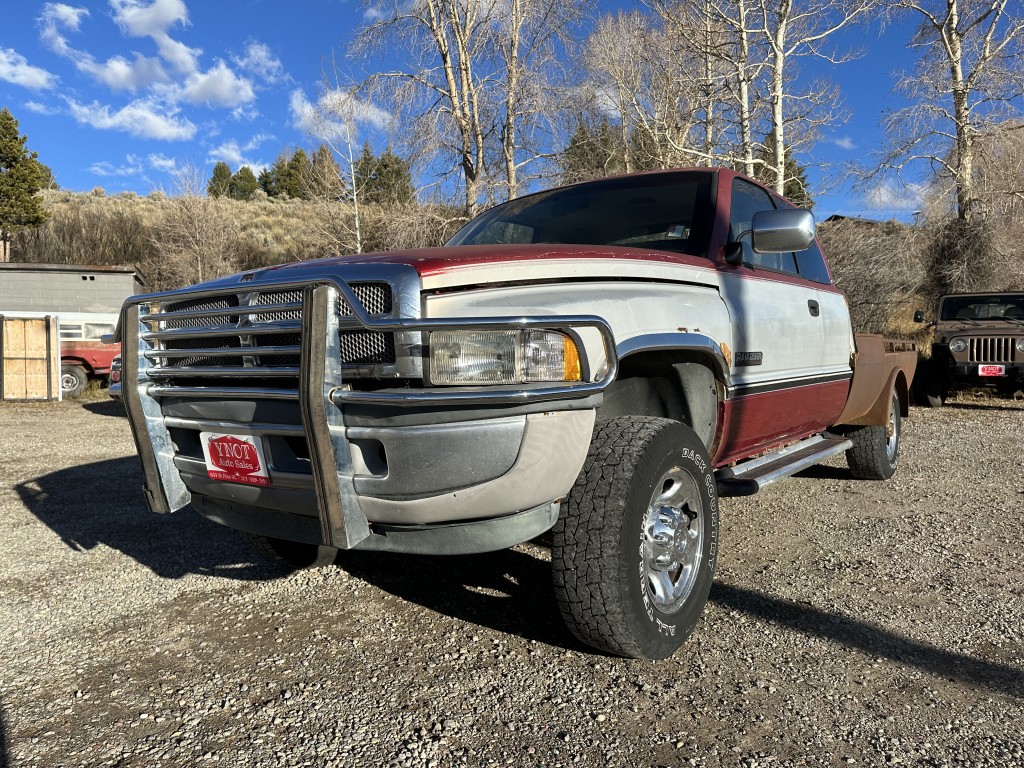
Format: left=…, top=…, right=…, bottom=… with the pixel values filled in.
left=429, top=330, right=582, bottom=385
left=1017, top=338, right=1024, bottom=353
left=949, top=338, right=967, bottom=353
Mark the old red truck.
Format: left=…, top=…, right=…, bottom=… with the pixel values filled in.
left=113, top=169, right=916, bottom=659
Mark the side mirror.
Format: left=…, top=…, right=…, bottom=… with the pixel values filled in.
left=750, top=209, right=815, bottom=254
left=724, top=242, right=744, bottom=266
left=913, top=310, right=926, bottom=324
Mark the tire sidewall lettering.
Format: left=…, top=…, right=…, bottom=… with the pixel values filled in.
left=633, top=440, right=719, bottom=641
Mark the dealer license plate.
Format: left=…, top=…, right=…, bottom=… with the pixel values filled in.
left=978, top=364, right=1006, bottom=377
left=200, top=432, right=270, bottom=486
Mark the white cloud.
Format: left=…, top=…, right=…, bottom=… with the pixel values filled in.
left=110, top=0, right=189, bottom=37
left=151, top=34, right=201, bottom=74
left=38, top=4, right=89, bottom=57
left=833, top=136, right=856, bottom=151
left=289, top=88, right=319, bottom=134
left=110, top=0, right=199, bottom=73
left=231, top=103, right=260, bottom=121
left=66, top=98, right=196, bottom=140
left=89, top=154, right=144, bottom=177
left=178, top=61, right=255, bottom=107
left=207, top=133, right=273, bottom=169
left=82, top=53, right=167, bottom=91
left=290, top=87, right=392, bottom=140
left=0, top=48, right=57, bottom=90
left=148, top=153, right=177, bottom=172
left=39, top=4, right=168, bottom=91
left=233, top=41, right=285, bottom=84
left=865, top=180, right=927, bottom=213
left=207, top=140, right=246, bottom=166
left=24, top=100, right=59, bottom=115
left=363, top=6, right=385, bottom=22
left=243, top=133, right=274, bottom=151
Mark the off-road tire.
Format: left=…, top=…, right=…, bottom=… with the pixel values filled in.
left=552, top=416, right=719, bottom=659
left=846, top=390, right=901, bottom=480
left=240, top=532, right=338, bottom=570
left=60, top=365, right=89, bottom=399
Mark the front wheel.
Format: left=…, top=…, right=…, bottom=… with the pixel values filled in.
left=552, top=417, right=719, bottom=659
left=846, top=390, right=901, bottom=480
left=239, top=532, right=338, bottom=570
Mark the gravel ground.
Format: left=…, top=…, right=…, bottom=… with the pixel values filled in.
left=0, top=396, right=1021, bottom=768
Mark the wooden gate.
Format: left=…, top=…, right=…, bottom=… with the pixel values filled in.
left=1, top=315, right=61, bottom=400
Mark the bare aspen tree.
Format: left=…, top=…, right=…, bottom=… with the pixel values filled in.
left=582, top=11, right=700, bottom=171
left=882, top=0, right=1024, bottom=221
left=649, top=0, right=763, bottom=174
left=754, top=0, right=878, bottom=195
left=353, top=0, right=497, bottom=216
left=582, top=12, right=646, bottom=173
left=307, top=85, right=371, bottom=254
left=153, top=163, right=239, bottom=287
left=496, top=0, right=585, bottom=198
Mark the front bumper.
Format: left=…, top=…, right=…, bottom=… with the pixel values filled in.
left=117, top=271, right=615, bottom=553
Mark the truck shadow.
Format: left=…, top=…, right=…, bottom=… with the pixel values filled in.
left=711, top=582, right=1024, bottom=699
left=335, top=547, right=579, bottom=651
left=0, top=700, right=8, bottom=768
left=16, top=457, right=280, bottom=581
left=81, top=399, right=127, bottom=418
left=338, top=554, right=1024, bottom=695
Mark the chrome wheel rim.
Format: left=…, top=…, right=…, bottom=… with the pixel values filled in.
left=641, top=467, right=704, bottom=615
left=60, top=373, right=79, bottom=393
left=885, top=395, right=899, bottom=463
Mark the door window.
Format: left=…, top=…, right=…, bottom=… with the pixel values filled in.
left=729, top=179, right=798, bottom=274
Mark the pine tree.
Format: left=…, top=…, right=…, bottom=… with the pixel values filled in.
left=558, top=120, right=627, bottom=184
left=371, top=147, right=414, bottom=204
left=0, top=108, right=48, bottom=261
left=353, top=142, right=376, bottom=199
left=282, top=149, right=312, bottom=199
left=752, top=145, right=814, bottom=209
left=258, top=165, right=278, bottom=197
left=354, top=144, right=414, bottom=205
left=207, top=161, right=232, bottom=198
left=228, top=166, right=260, bottom=200
left=308, top=144, right=345, bottom=200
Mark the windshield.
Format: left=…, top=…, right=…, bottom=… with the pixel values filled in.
left=939, top=294, right=1024, bottom=321
left=446, top=171, right=715, bottom=258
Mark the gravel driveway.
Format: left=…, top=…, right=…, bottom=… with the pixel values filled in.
left=0, top=397, right=1021, bottom=768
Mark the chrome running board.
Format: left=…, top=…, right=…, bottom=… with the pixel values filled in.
left=715, top=434, right=853, bottom=497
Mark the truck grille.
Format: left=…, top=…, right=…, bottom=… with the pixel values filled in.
left=143, top=283, right=394, bottom=387
left=968, top=337, right=1017, bottom=364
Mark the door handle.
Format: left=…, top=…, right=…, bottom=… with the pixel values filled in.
left=808, top=299, right=820, bottom=317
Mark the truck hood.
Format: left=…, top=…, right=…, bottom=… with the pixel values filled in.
left=249, top=243, right=719, bottom=290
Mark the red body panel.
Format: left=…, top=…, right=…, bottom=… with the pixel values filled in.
left=714, top=380, right=851, bottom=467
left=61, top=340, right=120, bottom=375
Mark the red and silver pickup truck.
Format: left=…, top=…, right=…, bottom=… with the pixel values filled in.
left=113, top=169, right=916, bottom=659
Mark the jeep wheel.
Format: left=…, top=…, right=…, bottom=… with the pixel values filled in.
left=60, top=365, right=89, bottom=399
left=240, top=532, right=338, bottom=570
left=552, top=416, right=719, bottom=660
left=846, top=390, right=901, bottom=480
left=913, top=360, right=945, bottom=407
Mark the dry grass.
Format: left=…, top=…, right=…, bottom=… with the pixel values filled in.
left=10, top=191, right=463, bottom=292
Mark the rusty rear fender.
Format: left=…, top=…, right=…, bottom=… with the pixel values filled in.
left=833, top=334, right=918, bottom=427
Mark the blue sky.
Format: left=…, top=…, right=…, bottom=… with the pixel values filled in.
left=1, top=0, right=925, bottom=219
